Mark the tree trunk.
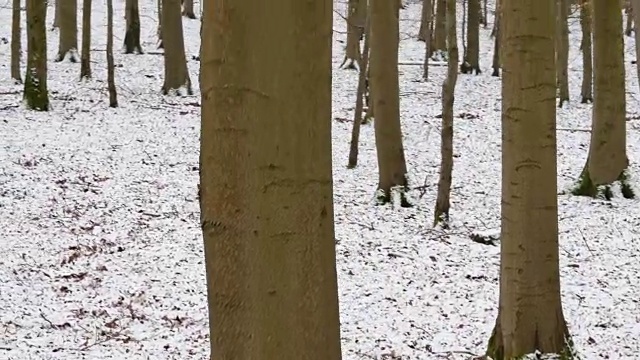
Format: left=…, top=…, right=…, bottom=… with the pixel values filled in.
left=342, top=0, right=366, bottom=69
left=348, top=14, right=371, bottom=169
left=432, top=0, right=447, bottom=57
left=157, top=0, right=163, bottom=48
left=199, top=0, right=343, bottom=358
left=491, top=0, right=501, bottom=76
left=486, top=0, right=572, bottom=357
left=370, top=0, right=409, bottom=206
left=56, top=0, right=78, bottom=62
left=162, top=0, right=192, bottom=94
left=124, top=0, right=143, bottom=54
left=182, top=0, right=195, bottom=19
left=575, top=0, right=631, bottom=198
left=25, top=0, right=49, bottom=111
left=625, top=1, right=633, bottom=36
left=580, top=0, right=593, bottom=103
left=482, top=0, right=488, bottom=27
left=80, top=0, right=91, bottom=79
left=107, top=0, right=118, bottom=108
left=419, top=0, right=431, bottom=41
left=433, top=0, right=458, bottom=226
left=24, top=0, right=49, bottom=111
left=53, top=0, right=60, bottom=28
left=556, top=0, right=570, bottom=107
left=461, top=0, right=480, bottom=74
left=633, top=0, right=640, bottom=96
left=11, top=0, right=21, bottom=83
left=423, top=0, right=432, bottom=79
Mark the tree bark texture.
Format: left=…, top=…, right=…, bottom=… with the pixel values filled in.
left=370, top=0, right=409, bottom=204
left=343, top=0, right=366, bottom=69
left=580, top=0, right=593, bottom=103
left=461, top=0, right=480, bottom=74
left=25, top=0, right=49, bottom=111
left=57, top=0, right=78, bottom=62
left=486, top=0, right=572, bottom=357
left=124, top=0, right=144, bottom=54
left=162, top=0, right=192, bottom=94
left=80, top=0, right=91, bottom=79
left=432, top=0, right=447, bottom=56
left=11, top=0, right=21, bottom=83
left=556, top=0, right=570, bottom=106
left=348, top=14, right=371, bottom=169
left=107, top=0, right=118, bottom=107
left=199, top=0, right=343, bottom=358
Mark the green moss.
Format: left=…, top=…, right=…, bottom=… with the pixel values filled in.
left=571, top=169, right=597, bottom=197
left=24, top=71, right=49, bottom=111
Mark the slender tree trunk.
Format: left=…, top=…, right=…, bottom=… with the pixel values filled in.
left=107, top=0, right=118, bottom=108
left=370, top=0, right=409, bottom=206
left=182, top=0, right=195, bottom=18
left=556, top=0, right=570, bottom=106
left=199, top=0, right=343, bottom=358
left=423, top=0, right=432, bottom=79
left=342, top=0, right=366, bottom=69
left=419, top=0, right=430, bottom=41
left=25, top=0, right=49, bottom=111
left=348, top=14, right=371, bottom=169
left=486, top=0, right=573, bottom=357
left=482, top=0, right=488, bottom=27
left=157, top=0, right=163, bottom=48
left=162, top=0, right=192, bottom=94
left=124, top=0, right=143, bottom=54
left=53, top=0, right=60, bottom=28
left=461, top=0, right=480, bottom=74
left=56, top=0, right=78, bottom=62
left=625, top=1, right=633, bottom=36
left=491, top=0, right=501, bottom=77
left=432, top=0, right=447, bottom=57
left=80, top=0, right=91, bottom=79
left=633, top=0, right=640, bottom=96
left=575, top=0, right=632, bottom=198
left=580, top=0, right=593, bottom=103
left=433, top=0, right=458, bottom=226
left=11, top=0, right=21, bottom=83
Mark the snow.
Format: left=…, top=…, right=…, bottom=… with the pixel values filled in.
left=1, top=0, right=639, bottom=359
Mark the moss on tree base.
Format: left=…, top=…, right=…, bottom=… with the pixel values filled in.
left=571, top=168, right=635, bottom=200
left=486, top=334, right=578, bottom=360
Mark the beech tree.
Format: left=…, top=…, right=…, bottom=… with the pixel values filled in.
left=486, top=0, right=573, bottom=357
left=556, top=0, right=570, bottom=106
left=182, top=0, right=196, bottom=18
left=432, top=0, right=447, bottom=56
left=25, top=0, right=49, bottom=111
left=11, top=0, right=21, bottom=83
left=434, top=0, right=457, bottom=226
left=56, top=0, right=78, bottom=62
left=491, top=0, right=501, bottom=77
left=348, top=13, right=371, bottom=168
left=124, top=0, right=144, bottom=54
left=580, top=0, right=593, bottom=103
left=461, top=0, right=480, bottom=74
left=162, top=0, right=192, bottom=94
left=107, top=0, right=118, bottom=107
left=342, top=0, right=366, bottom=69
left=574, top=0, right=632, bottom=198
left=199, top=0, right=342, bottom=358
left=80, top=0, right=92, bottom=79
left=370, top=0, right=409, bottom=205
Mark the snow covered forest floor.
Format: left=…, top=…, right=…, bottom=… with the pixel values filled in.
left=1, top=0, right=640, bottom=359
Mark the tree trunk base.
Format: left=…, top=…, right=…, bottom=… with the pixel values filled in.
left=572, top=167, right=634, bottom=200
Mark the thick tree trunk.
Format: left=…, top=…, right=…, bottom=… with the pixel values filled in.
left=423, top=0, right=432, bottom=79
left=486, top=0, right=572, bottom=357
left=107, top=0, right=118, bottom=107
left=25, top=0, right=49, bottom=111
left=432, top=0, right=447, bottom=57
left=556, top=0, right=570, bottom=106
left=575, top=0, right=631, bottom=197
left=11, top=0, right=21, bottom=83
left=80, top=0, right=91, bottom=79
left=580, top=0, right=593, bottom=103
left=370, top=0, right=409, bottom=205
left=162, top=0, right=192, bottom=94
left=56, top=0, right=78, bottom=62
left=199, top=0, right=342, bottom=358
left=182, top=0, right=195, bottom=19
left=124, top=0, right=143, bottom=54
left=433, top=0, right=458, bottom=226
left=342, top=0, right=366, bottom=69
left=461, top=0, right=480, bottom=74
left=348, top=14, right=371, bottom=169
